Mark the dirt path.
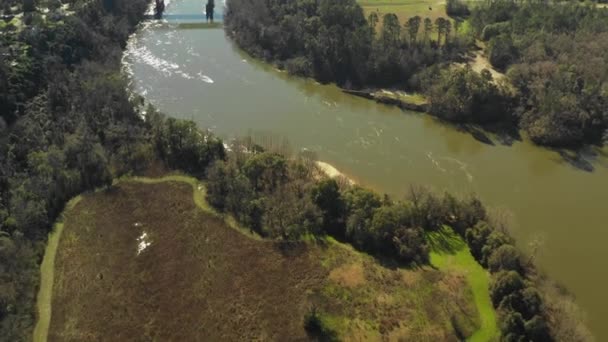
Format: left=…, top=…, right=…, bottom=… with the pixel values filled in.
left=33, top=196, right=82, bottom=342
left=468, top=41, right=506, bottom=81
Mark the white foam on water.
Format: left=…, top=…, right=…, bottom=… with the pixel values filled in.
left=136, top=231, right=152, bottom=255
left=197, top=72, right=214, bottom=83
left=426, top=151, right=447, bottom=173
left=438, top=156, right=474, bottom=183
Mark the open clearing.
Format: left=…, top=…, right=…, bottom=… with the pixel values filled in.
left=428, top=226, right=499, bottom=342
left=358, top=0, right=448, bottom=23
left=43, top=175, right=489, bottom=341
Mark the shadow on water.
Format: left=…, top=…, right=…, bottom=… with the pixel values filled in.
left=453, top=122, right=522, bottom=147
left=438, top=119, right=608, bottom=173
left=556, top=147, right=608, bottom=173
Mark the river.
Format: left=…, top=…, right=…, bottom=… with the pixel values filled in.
left=123, top=0, right=608, bottom=338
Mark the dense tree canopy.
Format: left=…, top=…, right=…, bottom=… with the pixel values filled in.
left=225, top=0, right=466, bottom=88
left=470, top=0, right=608, bottom=146
left=0, top=0, right=226, bottom=339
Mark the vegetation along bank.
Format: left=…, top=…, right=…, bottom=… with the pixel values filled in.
left=225, top=0, right=608, bottom=148
left=0, top=0, right=594, bottom=341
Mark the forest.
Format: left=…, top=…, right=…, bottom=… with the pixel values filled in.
left=203, top=140, right=589, bottom=341
left=225, top=0, right=608, bottom=148
left=469, top=1, right=608, bottom=146
left=0, top=0, right=157, bottom=339
left=0, top=0, right=594, bottom=340
left=225, top=0, right=467, bottom=88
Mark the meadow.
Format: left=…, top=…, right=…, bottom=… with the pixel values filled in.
left=40, top=175, right=492, bottom=341
left=358, top=0, right=448, bottom=23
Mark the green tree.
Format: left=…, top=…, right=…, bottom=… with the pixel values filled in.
left=524, top=315, right=551, bottom=341
left=501, top=311, right=526, bottom=341
left=368, top=12, right=379, bottom=35
left=23, top=0, right=36, bottom=12
left=490, top=271, right=525, bottom=306
left=311, top=179, right=346, bottom=236
left=423, top=17, right=433, bottom=43
left=243, top=152, right=288, bottom=192
left=488, top=34, right=517, bottom=70
left=406, top=16, right=422, bottom=44
left=435, top=17, right=447, bottom=45
left=343, top=186, right=382, bottom=248
left=444, top=20, right=452, bottom=44
left=488, top=244, right=521, bottom=272
left=381, top=13, right=401, bottom=48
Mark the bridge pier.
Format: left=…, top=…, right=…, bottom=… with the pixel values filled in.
left=205, top=0, right=215, bottom=22
left=155, top=0, right=165, bottom=18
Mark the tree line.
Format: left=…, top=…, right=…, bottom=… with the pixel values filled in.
left=0, top=0, right=184, bottom=339
left=225, top=0, right=467, bottom=88
left=467, top=0, right=608, bottom=146
left=0, top=0, right=592, bottom=340
left=225, top=0, right=608, bottom=148
left=202, top=141, right=594, bottom=341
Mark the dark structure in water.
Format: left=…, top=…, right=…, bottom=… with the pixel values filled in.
left=206, top=0, right=215, bottom=22
left=155, top=0, right=165, bottom=18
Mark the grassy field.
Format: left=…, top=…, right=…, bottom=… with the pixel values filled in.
left=42, top=175, right=491, bottom=341
left=428, top=226, right=499, bottom=342
left=358, top=0, right=448, bottom=24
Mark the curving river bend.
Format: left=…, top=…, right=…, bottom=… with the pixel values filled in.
left=123, top=0, right=608, bottom=338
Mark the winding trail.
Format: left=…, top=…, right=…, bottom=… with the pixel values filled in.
left=33, top=196, right=82, bottom=342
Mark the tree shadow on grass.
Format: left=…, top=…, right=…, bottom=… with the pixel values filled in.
left=273, top=240, right=310, bottom=258
left=426, top=226, right=467, bottom=255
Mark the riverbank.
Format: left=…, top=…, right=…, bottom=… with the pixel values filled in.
left=123, top=0, right=600, bottom=337
left=342, top=88, right=429, bottom=112
left=315, top=161, right=356, bottom=185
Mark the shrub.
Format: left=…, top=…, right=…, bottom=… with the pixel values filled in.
left=311, top=179, right=346, bottom=236
left=481, top=22, right=510, bottom=41
left=285, top=57, right=313, bottom=77
left=524, top=315, right=551, bottom=341
left=446, top=0, right=470, bottom=17
left=490, top=271, right=524, bottom=306
left=488, top=34, right=518, bottom=70
left=500, top=310, right=526, bottom=341
left=488, top=244, right=521, bottom=273
left=304, top=308, right=339, bottom=342
left=427, top=67, right=511, bottom=123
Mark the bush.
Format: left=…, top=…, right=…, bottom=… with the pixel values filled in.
left=465, top=221, right=493, bottom=263
left=285, top=57, right=313, bottom=77
left=242, top=152, right=288, bottom=192
left=446, top=0, right=470, bottom=17
left=22, top=0, right=36, bottom=12
left=490, top=271, right=524, bottom=306
left=311, top=179, right=346, bottom=236
left=488, top=244, right=521, bottom=273
left=488, top=34, right=518, bottom=70
left=155, top=118, right=225, bottom=176
left=524, top=315, right=551, bottom=341
left=480, top=22, right=510, bottom=41
left=500, top=310, right=526, bottom=341
left=304, top=308, right=339, bottom=342
left=427, top=67, right=511, bottom=123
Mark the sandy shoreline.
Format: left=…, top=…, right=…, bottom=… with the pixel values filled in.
left=315, top=161, right=355, bottom=185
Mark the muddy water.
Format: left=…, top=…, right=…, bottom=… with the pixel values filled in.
left=123, top=0, right=608, bottom=337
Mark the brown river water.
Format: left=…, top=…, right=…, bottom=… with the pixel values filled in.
left=122, top=0, right=608, bottom=338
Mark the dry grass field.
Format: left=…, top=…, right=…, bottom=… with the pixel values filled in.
left=46, top=177, right=486, bottom=341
